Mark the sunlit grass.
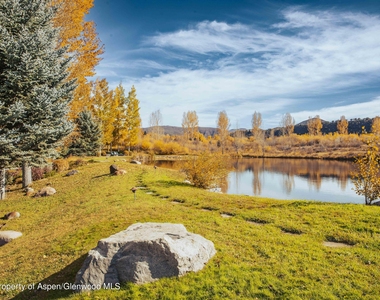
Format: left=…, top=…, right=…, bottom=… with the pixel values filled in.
left=0, top=159, right=379, bottom=299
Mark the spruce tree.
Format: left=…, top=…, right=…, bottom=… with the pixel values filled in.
left=0, top=0, right=75, bottom=197
left=68, top=110, right=102, bottom=156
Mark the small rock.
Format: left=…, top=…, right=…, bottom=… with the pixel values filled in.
left=115, top=169, right=127, bottom=176
left=110, top=164, right=118, bottom=175
left=4, top=211, right=20, bottom=220
left=25, top=187, right=34, bottom=196
left=0, top=231, right=22, bottom=246
left=66, top=170, right=79, bottom=176
left=130, top=160, right=141, bottom=165
left=34, top=186, right=56, bottom=197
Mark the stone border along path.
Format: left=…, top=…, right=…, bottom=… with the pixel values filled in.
left=220, top=213, right=233, bottom=218
left=138, top=173, right=354, bottom=249
left=323, top=241, right=353, bottom=248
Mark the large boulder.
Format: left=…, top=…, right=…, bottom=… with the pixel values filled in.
left=0, top=231, right=22, bottom=246
left=75, top=223, right=216, bottom=290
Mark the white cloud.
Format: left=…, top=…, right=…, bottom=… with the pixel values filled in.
left=114, top=8, right=380, bottom=128
left=291, top=97, right=380, bottom=124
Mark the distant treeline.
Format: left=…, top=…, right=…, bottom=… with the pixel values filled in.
left=143, top=117, right=375, bottom=137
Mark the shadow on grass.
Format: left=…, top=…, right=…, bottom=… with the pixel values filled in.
left=92, top=173, right=111, bottom=179
left=12, top=254, right=87, bottom=300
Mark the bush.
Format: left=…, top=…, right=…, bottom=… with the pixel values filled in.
left=69, top=158, right=87, bottom=169
left=140, top=139, right=152, bottom=152
left=5, top=169, right=21, bottom=185
left=31, top=167, right=45, bottom=181
left=182, top=152, right=229, bottom=189
left=52, top=159, right=69, bottom=172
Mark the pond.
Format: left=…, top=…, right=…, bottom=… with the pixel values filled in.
left=152, top=158, right=363, bottom=204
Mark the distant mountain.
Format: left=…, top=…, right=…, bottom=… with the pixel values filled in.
left=143, top=117, right=375, bottom=137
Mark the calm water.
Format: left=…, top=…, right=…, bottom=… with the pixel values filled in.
left=153, top=158, right=363, bottom=204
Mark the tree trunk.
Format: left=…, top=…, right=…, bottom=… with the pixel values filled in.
left=22, top=162, right=32, bottom=188
left=0, top=168, right=6, bottom=200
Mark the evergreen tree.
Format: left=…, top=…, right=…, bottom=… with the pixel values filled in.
left=125, top=86, right=141, bottom=152
left=0, top=0, right=75, bottom=196
left=68, top=110, right=102, bottom=156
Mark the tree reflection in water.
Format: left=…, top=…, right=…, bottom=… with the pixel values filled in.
left=151, top=157, right=361, bottom=203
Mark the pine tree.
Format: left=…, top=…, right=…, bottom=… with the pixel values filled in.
left=0, top=0, right=75, bottom=197
left=68, top=110, right=102, bottom=156
left=125, top=86, right=141, bottom=152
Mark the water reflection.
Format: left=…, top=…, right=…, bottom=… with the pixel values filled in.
left=152, top=158, right=363, bottom=204
left=225, top=158, right=361, bottom=203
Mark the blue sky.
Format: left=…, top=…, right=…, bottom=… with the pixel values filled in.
left=88, top=0, right=380, bottom=129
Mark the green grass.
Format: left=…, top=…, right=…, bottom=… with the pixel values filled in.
left=0, top=159, right=379, bottom=299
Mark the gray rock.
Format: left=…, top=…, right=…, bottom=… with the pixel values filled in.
left=130, top=160, right=141, bottom=165
left=0, top=231, right=22, bottom=246
left=66, top=170, right=79, bottom=176
left=75, top=223, right=216, bottom=290
left=34, top=186, right=56, bottom=197
left=4, top=211, right=20, bottom=220
left=110, top=164, right=118, bottom=174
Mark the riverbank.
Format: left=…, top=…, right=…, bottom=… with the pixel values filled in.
left=1, top=158, right=379, bottom=299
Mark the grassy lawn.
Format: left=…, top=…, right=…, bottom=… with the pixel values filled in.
left=0, top=158, right=379, bottom=299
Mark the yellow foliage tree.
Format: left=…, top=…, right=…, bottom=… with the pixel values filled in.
left=372, top=116, right=380, bottom=136
left=280, top=112, right=295, bottom=136
left=337, top=115, right=348, bottom=135
left=90, top=79, right=114, bottom=148
left=182, top=111, right=199, bottom=141
left=307, top=115, right=323, bottom=136
left=252, top=111, right=262, bottom=138
left=52, top=0, right=104, bottom=119
left=125, top=86, right=142, bottom=151
left=352, top=136, right=380, bottom=205
left=112, top=84, right=128, bottom=148
left=217, top=111, right=230, bottom=154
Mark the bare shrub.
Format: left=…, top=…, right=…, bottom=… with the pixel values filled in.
left=31, top=167, right=45, bottom=181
